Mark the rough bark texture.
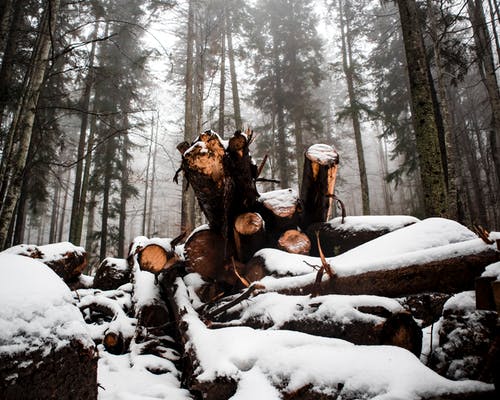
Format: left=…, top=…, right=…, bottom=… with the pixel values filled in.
left=0, top=339, right=98, bottom=400
left=397, top=0, right=448, bottom=217
left=93, top=257, right=131, bottom=290
left=246, top=248, right=499, bottom=297
left=299, top=144, right=339, bottom=230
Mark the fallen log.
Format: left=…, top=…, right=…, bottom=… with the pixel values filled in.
left=245, top=246, right=499, bottom=297
left=299, top=144, right=339, bottom=230
left=93, top=257, right=131, bottom=290
left=277, top=229, right=311, bottom=255
left=2, top=242, right=87, bottom=282
left=207, top=292, right=422, bottom=355
left=233, top=212, right=266, bottom=263
left=306, top=215, right=419, bottom=257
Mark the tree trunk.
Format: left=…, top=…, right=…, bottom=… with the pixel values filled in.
left=181, top=0, right=196, bottom=233
left=467, top=0, right=500, bottom=191
left=57, top=169, right=70, bottom=243
left=0, top=0, right=61, bottom=249
left=99, top=136, right=113, bottom=261
left=339, top=0, right=370, bottom=215
left=142, top=114, right=153, bottom=235
left=118, top=125, right=129, bottom=258
left=218, top=7, right=226, bottom=136
left=147, top=115, right=158, bottom=236
left=427, top=0, right=458, bottom=220
left=85, top=191, right=97, bottom=253
left=69, top=25, right=97, bottom=245
left=226, top=13, right=242, bottom=129
left=299, top=144, right=339, bottom=230
left=396, top=0, right=448, bottom=218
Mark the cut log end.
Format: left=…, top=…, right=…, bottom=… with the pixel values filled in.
left=138, top=244, right=178, bottom=275
left=380, top=312, right=423, bottom=356
left=234, top=212, right=264, bottom=236
left=278, top=229, right=311, bottom=255
left=103, top=331, right=124, bottom=355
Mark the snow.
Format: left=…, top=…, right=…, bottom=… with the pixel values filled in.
left=0, top=254, right=94, bottom=356
left=2, top=241, right=85, bottom=261
left=175, top=278, right=492, bottom=399
left=327, top=215, right=419, bottom=231
left=98, top=346, right=192, bottom=400
left=255, top=218, right=496, bottom=291
left=481, top=261, right=500, bottom=280
left=218, top=292, right=403, bottom=328
left=442, top=291, right=476, bottom=314
left=258, top=188, right=299, bottom=216
left=305, top=143, right=339, bottom=165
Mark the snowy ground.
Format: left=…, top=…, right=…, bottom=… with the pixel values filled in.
left=1, top=217, right=498, bottom=399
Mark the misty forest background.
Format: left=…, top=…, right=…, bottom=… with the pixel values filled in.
left=0, top=0, right=499, bottom=268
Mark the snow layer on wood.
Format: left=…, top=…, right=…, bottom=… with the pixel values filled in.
left=0, top=254, right=94, bottom=355
left=98, top=346, right=192, bottom=400
left=443, top=291, right=476, bottom=314
left=133, top=263, right=161, bottom=309
left=222, top=292, right=403, bottom=328
left=327, top=215, right=419, bottom=231
left=257, top=218, right=495, bottom=291
left=481, top=261, right=500, bottom=280
left=305, top=143, right=339, bottom=165
left=102, top=257, right=128, bottom=271
left=258, top=188, right=298, bottom=214
left=175, top=278, right=492, bottom=399
left=2, top=241, right=85, bottom=261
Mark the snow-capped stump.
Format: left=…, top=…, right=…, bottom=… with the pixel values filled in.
left=247, top=218, right=500, bottom=297
left=299, top=143, right=339, bottom=231
left=93, top=257, right=131, bottom=290
left=430, top=291, right=498, bottom=384
left=306, top=215, right=420, bottom=256
left=0, top=254, right=97, bottom=399
left=165, top=277, right=495, bottom=400
left=1, top=241, right=87, bottom=283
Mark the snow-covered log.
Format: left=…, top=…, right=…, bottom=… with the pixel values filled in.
left=93, top=257, right=131, bottom=290
left=306, top=215, right=419, bottom=256
left=245, top=219, right=500, bottom=297
left=430, top=291, right=498, bottom=384
left=1, top=242, right=87, bottom=283
left=161, top=276, right=495, bottom=400
left=299, top=143, right=339, bottom=230
left=206, top=292, right=422, bottom=355
left=0, top=254, right=97, bottom=399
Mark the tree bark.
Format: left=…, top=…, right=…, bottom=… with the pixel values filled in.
left=467, top=0, right=500, bottom=191
left=181, top=0, right=196, bottom=233
left=69, top=25, right=97, bottom=245
left=226, top=12, right=242, bottom=129
left=339, top=0, right=370, bottom=215
left=218, top=7, right=226, bottom=136
left=396, top=0, right=448, bottom=217
left=0, top=0, right=61, bottom=249
left=299, top=144, right=339, bottom=230
left=246, top=247, right=499, bottom=297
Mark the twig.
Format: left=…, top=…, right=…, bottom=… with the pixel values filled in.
left=203, top=284, right=265, bottom=320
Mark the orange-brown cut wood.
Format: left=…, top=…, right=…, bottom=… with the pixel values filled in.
left=277, top=229, right=311, bottom=255
left=138, top=244, right=168, bottom=274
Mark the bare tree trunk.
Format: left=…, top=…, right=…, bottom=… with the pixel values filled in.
left=181, top=0, right=196, bottom=233
left=147, top=114, right=158, bottom=237
left=467, top=0, right=500, bottom=190
left=0, top=0, right=61, bottom=249
left=142, top=114, right=153, bottom=235
left=118, top=119, right=129, bottom=258
left=99, top=137, right=113, bottom=261
left=427, top=0, right=458, bottom=220
left=85, top=191, right=96, bottom=253
left=218, top=7, right=226, bottom=136
left=339, top=0, right=370, bottom=215
left=69, top=24, right=98, bottom=245
left=57, top=169, right=70, bottom=243
left=396, top=0, right=448, bottom=217
left=49, top=175, right=60, bottom=243
left=486, top=0, right=500, bottom=65
left=0, top=0, right=15, bottom=57
left=226, top=13, right=242, bottom=130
